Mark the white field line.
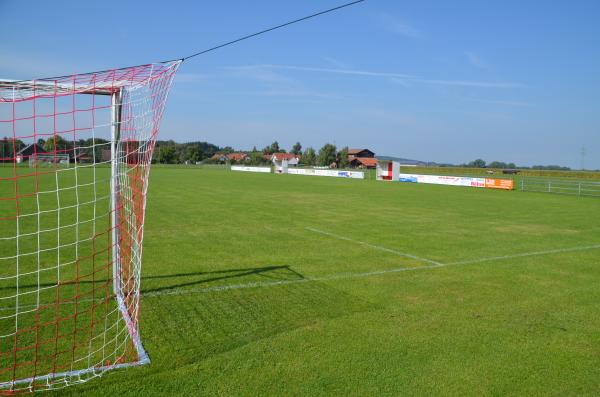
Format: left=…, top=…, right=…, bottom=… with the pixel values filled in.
left=143, top=241, right=600, bottom=298
left=305, top=227, right=444, bottom=266
left=446, top=244, right=600, bottom=266
left=3, top=243, right=599, bottom=307
left=141, top=263, right=443, bottom=298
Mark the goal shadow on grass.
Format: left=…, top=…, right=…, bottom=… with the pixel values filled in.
left=139, top=277, right=377, bottom=371
left=140, top=265, right=306, bottom=294
left=66, top=276, right=377, bottom=395
left=0, top=265, right=304, bottom=297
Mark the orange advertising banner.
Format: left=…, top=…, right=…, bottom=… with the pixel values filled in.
left=485, top=178, right=514, bottom=190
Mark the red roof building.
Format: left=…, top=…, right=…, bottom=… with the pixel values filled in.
left=348, top=157, right=378, bottom=169
left=267, top=152, right=301, bottom=166
left=227, top=152, right=250, bottom=162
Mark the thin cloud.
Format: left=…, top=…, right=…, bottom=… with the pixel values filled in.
left=322, top=56, right=349, bottom=69
left=464, top=97, right=533, bottom=107
left=226, top=65, right=416, bottom=80
left=464, top=51, right=486, bottom=68
left=224, top=65, right=342, bottom=100
left=226, top=65, right=524, bottom=89
left=390, top=77, right=411, bottom=87
left=378, top=13, right=421, bottom=38
left=174, top=73, right=212, bottom=84
left=261, top=89, right=344, bottom=100
left=422, top=79, right=521, bottom=88
left=227, top=66, right=293, bottom=83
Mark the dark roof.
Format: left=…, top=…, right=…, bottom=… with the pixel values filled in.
left=17, top=143, right=47, bottom=156
left=348, top=148, right=374, bottom=155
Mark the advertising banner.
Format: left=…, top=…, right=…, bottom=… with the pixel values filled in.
left=485, top=178, right=514, bottom=190
left=231, top=166, right=272, bottom=173
left=288, top=168, right=364, bottom=179
left=399, top=174, right=419, bottom=183
left=399, top=173, right=485, bottom=187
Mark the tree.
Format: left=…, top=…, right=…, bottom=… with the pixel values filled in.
left=488, top=161, right=507, bottom=169
left=318, top=143, right=337, bottom=167
left=250, top=151, right=267, bottom=165
left=184, top=145, right=201, bottom=163
left=468, top=159, right=486, bottom=168
left=44, top=135, right=70, bottom=153
left=262, top=145, right=273, bottom=155
left=157, top=146, right=176, bottom=164
left=303, top=147, right=316, bottom=166
left=291, top=142, right=302, bottom=155
left=270, top=141, right=281, bottom=153
left=337, top=146, right=349, bottom=169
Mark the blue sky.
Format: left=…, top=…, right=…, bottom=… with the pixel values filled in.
left=1, top=0, right=599, bottom=168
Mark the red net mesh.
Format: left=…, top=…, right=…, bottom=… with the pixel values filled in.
left=0, top=61, right=180, bottom=393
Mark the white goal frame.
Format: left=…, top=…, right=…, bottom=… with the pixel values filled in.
left=0, top=61, right=180, bottom=393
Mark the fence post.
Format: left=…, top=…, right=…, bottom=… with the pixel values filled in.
left=548, top=180, right=551, bottom=192
left=578, top=182, right=581, bottom=196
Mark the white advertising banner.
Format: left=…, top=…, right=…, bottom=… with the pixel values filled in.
left=288, top=168, right=365, bottom=179
left=231, top=165, right=272, bottom=173
left=399, top=173, right=485, bottom=188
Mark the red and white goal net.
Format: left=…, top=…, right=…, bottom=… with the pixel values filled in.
left=0, top=61, right=180, bottom=393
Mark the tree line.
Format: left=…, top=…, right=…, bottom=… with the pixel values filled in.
left=0, top=137, right=582, bottom=171
left=1, top=136, right=109, bottom=161
left=157, top=140, right=353, bottom=168
left=459, top=158, right=572, bottom=171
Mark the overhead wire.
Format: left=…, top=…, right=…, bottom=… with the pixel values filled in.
left=23, top=0, right=367, bottom=82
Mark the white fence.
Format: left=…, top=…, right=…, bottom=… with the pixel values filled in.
left=520, top=177, right=600, bottom=197
left=231, top=165, right=272, bottom=173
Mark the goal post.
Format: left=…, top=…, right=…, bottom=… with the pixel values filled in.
left=0, top=61, right=180, bottom=393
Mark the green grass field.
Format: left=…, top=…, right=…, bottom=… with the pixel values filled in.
left=3, top=166, right=600, bottom=395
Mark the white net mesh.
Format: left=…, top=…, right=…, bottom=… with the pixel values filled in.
left=0, top=61, right=180, bottom=393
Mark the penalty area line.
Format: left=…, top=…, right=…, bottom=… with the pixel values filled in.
left=446, top=243, right=600, bottom=266
left=141, top=242, right=600, bottom=299
left=305, top=226, right=444, bottom=266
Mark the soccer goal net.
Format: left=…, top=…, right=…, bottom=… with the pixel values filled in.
left=0, top=61, right=180, bottom=392
left=28, top=154, right=70, bottom=168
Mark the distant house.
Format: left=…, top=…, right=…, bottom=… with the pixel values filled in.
left=71, top=152, right=92, bottom=164
left=210, top=152, right=250, bottom=163
left=16, top=143, right=47, bottom=163
left=101, top=149, right=113, bottom=162
left=348, top=148, right=375, bottom=159
left=268, top=153, right=301, bottom=167
left=227, top=152, right=250, bottom=162
left=348, top=157, right=378, bottom=169
left=210, top=153, right=229, bottom=162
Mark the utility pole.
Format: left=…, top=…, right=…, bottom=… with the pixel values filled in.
left=580, top=145, right=586, bottom=171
